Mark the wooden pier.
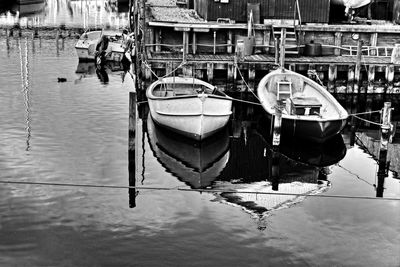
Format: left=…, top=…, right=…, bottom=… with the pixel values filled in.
left=130, top=0, right=400, bottom=94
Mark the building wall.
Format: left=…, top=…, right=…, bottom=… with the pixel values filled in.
left=193, top=0, right=330, bottom=23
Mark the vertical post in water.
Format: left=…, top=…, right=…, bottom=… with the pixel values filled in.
left=271, top=149, right=280, bottom=191
left=273, top=100, right=284, bottom=147
left=350, top=116, right=356, bottom=146
left=128, top=92, right=137, bottom=208
left=376, top=148, right=387, bottom=198
left=380, top=102, right=392, bottom=150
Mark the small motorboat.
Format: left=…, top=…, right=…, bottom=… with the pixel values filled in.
left=75, top=30, right=129, bottom=62
left=146, top=76, right=233, bottom=141
left=257, top=68, right=348, bottom=142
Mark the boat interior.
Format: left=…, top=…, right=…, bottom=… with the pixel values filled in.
left=261, top=73, right=344, bottom=119
left=152, top=82, right=225, bottom=97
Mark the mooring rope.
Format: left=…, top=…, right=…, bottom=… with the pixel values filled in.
left=348, top=110, right=382, bottom=116
left=351, top=115, right=383, bottom=127
left=0, top=180, right=399, bottom=201
left=234, top=62, right=262, bottom=103
left=142, top=60, right=186, bottom=80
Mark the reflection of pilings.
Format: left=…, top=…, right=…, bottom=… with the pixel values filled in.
left=129, top=92, right=137, bottom=208
left=270, top=149, right=280, bottom=191
left=376, top=149, right=387, bottom=198
left=18, top=37, right=32, bottom=151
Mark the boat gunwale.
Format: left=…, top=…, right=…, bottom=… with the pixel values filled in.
left=146, top=76, right=232, bottom=101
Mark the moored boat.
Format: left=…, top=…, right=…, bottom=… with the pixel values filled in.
left=146, top=76, right=233, bottom=141
left=75, top=30, right=128, bottom=62
left=257, top=68, right=348, bottom=142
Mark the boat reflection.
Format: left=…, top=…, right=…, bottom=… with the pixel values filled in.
left=145, top=100, right=347, bottom=218
left=147, top=116, right=230, bottom=189
left=75, top=61, right=131, bottom=84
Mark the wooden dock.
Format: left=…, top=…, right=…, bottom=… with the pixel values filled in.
left=130, top=0, right=400, bottom=94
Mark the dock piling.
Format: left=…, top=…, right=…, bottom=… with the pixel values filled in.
left=129, top=92, right=137, bottom=208
left=354, top=40, right=363, bottom=93
left=272, top=100, right=285, bottom=147
left=380, top=102, right=392, bottom=150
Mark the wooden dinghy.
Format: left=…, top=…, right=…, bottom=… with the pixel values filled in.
left=257, top=68, right=348, bottom=142
left=146, top=77, right=233, bottom=141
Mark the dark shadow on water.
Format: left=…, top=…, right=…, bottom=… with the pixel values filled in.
left=143, top=98, right=347, bottom=216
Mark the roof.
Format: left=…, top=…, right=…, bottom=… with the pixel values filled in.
left=149, top=6, right=206, bottom=23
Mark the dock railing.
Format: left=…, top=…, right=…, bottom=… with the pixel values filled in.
left=145, top=41, right=394, bottom=58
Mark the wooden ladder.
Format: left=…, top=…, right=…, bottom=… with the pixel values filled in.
left=277, top=80, right=293, bottom=101
left=273, top=26, right=299, bottom=56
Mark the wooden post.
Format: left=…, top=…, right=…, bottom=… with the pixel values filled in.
left=385, top=64, right=395, bottom=93
left=347, top=65, right=355, bottom=93
left=192, top=31, right=197, bottom=54
left=272, top=100, right=285, bottom=147
left=328, top=64, right=337, bottom=93
left=370, top=32, right=378, bottom=56
left=263, top=29, right=271, bottom=53
left=144, top=62, right=152, bottom=80
left=380, top=102, right=392, bottom=150
left=182, top=31, right=189, bottom=61
left=213, top=30, right=216, bottom=55
left=149, top=28, right=154, bottom=52
left=350, top=116, right=357, bottom=146
left=334, top=32, right=343, bottom=56
left=128, top=91, right=137, bottom=208
left=155, top=29, right=161, bottom=52
left=182, top=62, right=193, bottom=77
left=227, top=30, right=232, bottom=54
left=166, top=61, right=173, bottom=77
left=279, top=28, right=286, bottom=68
left=274, top=38, right=280, bottom=65
left=271, top=150, right=280, bottom=191
left=355, top=40, right=363, bottom=93
left=368, top=64, right=375, bottom=93
left=376, top=148, right=387, bottom=198
left=207, top=62, right=214, bottom=82
left=227, top=63, right=234, bottom=81
left=248, top=63, right=256, bottom=91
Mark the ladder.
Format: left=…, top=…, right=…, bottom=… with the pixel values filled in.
left=277, top=80, right=293, bottom=101
left=273, top=25, right=299, bottom=56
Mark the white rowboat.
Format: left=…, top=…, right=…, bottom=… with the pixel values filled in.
left=146, top=77, right=233, bottom=141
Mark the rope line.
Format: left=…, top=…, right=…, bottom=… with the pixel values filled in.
left=1, top=180, right=399, bottom=201
left=230, top=97, right=262, bottom=106
left=352, top=115, right=383, bottom=126
left=348, top=110, right=381, bottom=116
left=234, top=62, right=261, bottom=102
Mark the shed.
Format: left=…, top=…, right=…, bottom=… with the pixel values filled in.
left=193, top=0, right=330, bottom=24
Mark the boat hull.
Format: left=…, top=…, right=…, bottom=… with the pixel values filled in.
left=264, top=112, right=348, bottom=143
left=148, top=96, right=232, bottom=141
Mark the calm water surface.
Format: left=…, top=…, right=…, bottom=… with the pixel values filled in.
left=0, top=35, right=399, bottom=266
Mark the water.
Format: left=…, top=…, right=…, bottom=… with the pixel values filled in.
left=0, top=11, right=399, bottom=267
left=0, top=0, right=129, bottom=29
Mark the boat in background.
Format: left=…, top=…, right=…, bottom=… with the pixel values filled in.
left=147, top=116, right=230, bottom=189
left=331, top=0, right=371, bottom=9
left=75, top=30, right=127, bottom=62
left=257, top=68, right=348, bottom=142
left=146, top=76, right=233, bottom=141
